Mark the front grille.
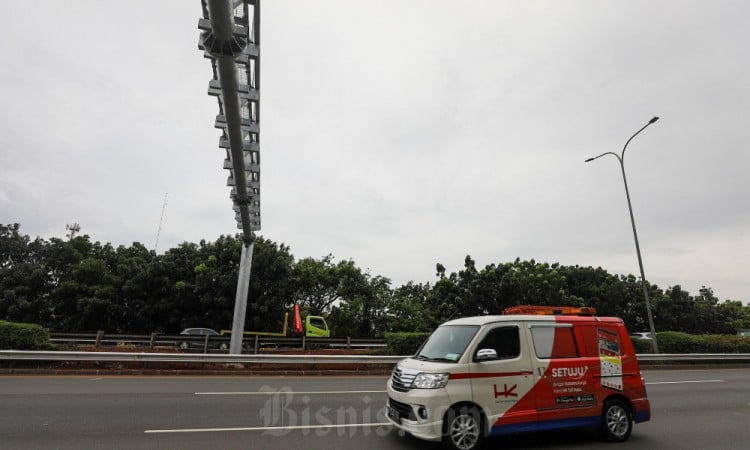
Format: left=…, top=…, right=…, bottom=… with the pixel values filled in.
left=391, top=366, right=419, bottom=392
left=389, top=397, right=416, bottom=421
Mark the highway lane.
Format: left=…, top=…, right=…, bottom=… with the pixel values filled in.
left=0, top=368, right=748, bottom=449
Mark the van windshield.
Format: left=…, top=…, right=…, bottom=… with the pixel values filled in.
left=413, top=325, right=479, bottom=363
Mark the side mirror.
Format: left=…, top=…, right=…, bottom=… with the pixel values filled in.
left=475, top=348, right=498, bottom=361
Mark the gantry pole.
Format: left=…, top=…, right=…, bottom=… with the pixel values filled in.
left=199, top=0, right=261, bottom=354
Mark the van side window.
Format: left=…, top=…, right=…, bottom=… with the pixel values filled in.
left=530, top=325, right=579, bottom=359
left=475, top=326, right=520, bottom=360
left=598, top=328, right=620, bottom=356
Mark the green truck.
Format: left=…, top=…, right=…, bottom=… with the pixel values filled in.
left=221, top=305, right=330, bottom=338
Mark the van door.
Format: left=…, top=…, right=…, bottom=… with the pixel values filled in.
left=527, top=322, right=600, bottom=429
left=466, top=323, right=538, bottom=434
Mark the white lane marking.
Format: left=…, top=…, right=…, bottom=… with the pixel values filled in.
left=145, top=422, right=391, bottom=434
left=194, top=390, right=386, bottom=395
left=647, top=379, right=724, bottom=385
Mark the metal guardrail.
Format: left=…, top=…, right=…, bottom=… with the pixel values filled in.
left=636, top=353, right=750, bottom=361
left=48, top=332, right=387, bottom=352
left=2, top=351, right=750, bottom=365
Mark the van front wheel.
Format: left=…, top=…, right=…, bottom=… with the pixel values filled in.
left=600, top=400, right=632, bottom=442
left=442, top=405, right=484, bottom=450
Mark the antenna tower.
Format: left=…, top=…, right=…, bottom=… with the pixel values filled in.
left=65, top=223, right=80, bottom=240
left=154, top=193, right=168, bottom=252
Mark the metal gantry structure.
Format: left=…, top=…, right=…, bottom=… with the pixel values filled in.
left=198, top=0, right=261, bottom=354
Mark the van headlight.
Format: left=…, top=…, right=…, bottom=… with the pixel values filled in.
left=412, top=372, right=450, bottom=389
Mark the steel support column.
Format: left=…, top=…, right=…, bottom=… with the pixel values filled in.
left=230, top=241, right=254, bottom=354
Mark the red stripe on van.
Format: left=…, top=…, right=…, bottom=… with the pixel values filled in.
left=450, top=371, right=533, bottom=380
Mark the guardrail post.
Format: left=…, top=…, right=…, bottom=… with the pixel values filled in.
left=149, top=333, right=157, bottom=349
left=254, top=335, right=259, bottom=355
left=302, top=335, right=306, bottom=351
left=95, top=331, right=104, bottom=348
left=347, top=336, right=351, bottom=350
left=203, top=335, right=210, bottom=354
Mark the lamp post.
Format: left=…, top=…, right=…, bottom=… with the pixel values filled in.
left=586, top=117, right=660, bottom=353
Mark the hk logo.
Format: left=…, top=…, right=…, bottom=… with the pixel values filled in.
left=494, top=383, right=518, bottom=399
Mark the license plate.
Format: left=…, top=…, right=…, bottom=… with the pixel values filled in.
left=386, top=405, right=400, bottom=424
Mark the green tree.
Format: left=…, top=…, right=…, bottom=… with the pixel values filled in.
left=244, top=236, right=295, bottom=332
left=716, top=299, right=750, bottom=334
left=5, top=222, right=747, bottom=338
left=382, top=281, right=434, bottom=332
left=1, top=223, right=45, bottom=269
left=49, top=241, right=125, bottom=332
left=0, top=224, right=53, bottom=325
left=290, top=255, right=368, bottom=316
left=328, top=274, right=391, bottom=338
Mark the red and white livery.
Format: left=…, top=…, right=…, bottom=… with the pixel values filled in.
left=386, top=306, right=650, bottom=450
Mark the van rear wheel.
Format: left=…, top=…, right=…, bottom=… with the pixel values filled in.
left=600, top=400, right=632, bottom=442
left=442, top=405, right=484, bottom=450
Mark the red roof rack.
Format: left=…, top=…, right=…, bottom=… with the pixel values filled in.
left=502, top=305, right=597, bottom=316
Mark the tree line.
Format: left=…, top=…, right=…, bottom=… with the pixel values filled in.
left=1, top=223, right=748, bottom=337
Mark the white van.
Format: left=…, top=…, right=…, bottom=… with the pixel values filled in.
left=385, top=307, right=650, bottom=450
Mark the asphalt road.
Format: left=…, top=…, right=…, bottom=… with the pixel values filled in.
left=0, top=368, right=748, bottom=449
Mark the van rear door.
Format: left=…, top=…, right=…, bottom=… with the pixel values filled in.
left=527, top=322, right=600, bottom=429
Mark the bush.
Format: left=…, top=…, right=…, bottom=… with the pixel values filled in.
left=630, top=337, right=653, bottom=354
left=697, top=335, right=750, bottom=353
left=654, top=331, right=750, bottom=353
left=654, top=331, right=702, bottom=353
left=384, top=332, right=430, bottom=355
left=0, top=320, right=52, bottom=350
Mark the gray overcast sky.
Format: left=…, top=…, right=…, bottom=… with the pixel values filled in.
left=1, top=1, right=748, bottom=304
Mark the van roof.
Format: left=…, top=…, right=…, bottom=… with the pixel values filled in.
left=442, top=315, right=623, bottom=327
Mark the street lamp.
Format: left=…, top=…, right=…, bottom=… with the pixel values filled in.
left=586, top=116, right=660, bottom=353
